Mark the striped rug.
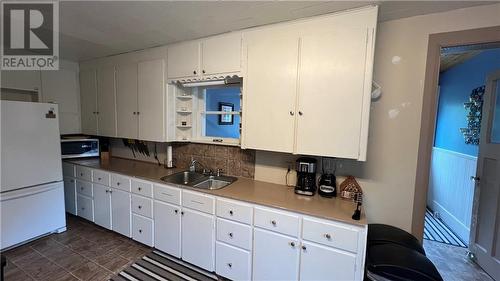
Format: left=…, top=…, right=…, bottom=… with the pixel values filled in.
left=424, top=209, right=467, bottom=248
left=111, top=250, right=219, bottom=281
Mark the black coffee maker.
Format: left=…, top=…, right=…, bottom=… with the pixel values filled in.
left=318, top=157, right=337, bottom=197
left=295, top=157, right=317, bottom=196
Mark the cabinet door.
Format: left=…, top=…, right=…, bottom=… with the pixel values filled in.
left=299, top=242, right=356, bottom=281
left=242, top=31, right=299, bottom=153
left=154, top=201, right=181, bottom=257
left=116, top=63, right=138, bottom=139
left=167, top=41, right=200, bottom=79
left=202, top=33, right=241, bottom=76
left=63, top=177, right=77, bottom=215
left=93, top=184, right=111, bottom=230
left=295, top=27, right=370, bottom=159
left=76, top=194, right=94, bottom=222
left=138, top=59, right=165, bottom=141
left=79, top=69, right=98, bottom=135
left=253, top=228, right=300, bottom=281
left=1, top=70, right=41, bottom=91
left=111, top=188, right=131, bottom=237
left=181, top=208, right=215, bottom=271
left=97, top=66, right=116, bottom=137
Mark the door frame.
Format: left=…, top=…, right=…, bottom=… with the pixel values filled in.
left=412, top=25, right=500, bottom=240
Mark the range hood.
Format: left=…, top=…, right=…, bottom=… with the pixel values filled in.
left=176, top=76, right=242, bottom=88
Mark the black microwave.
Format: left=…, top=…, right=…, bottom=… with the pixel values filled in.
left=61, top=138, right=99, bottom=159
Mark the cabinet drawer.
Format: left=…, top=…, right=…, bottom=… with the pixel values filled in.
left=75, top=179, right=93, bottom=197
left=131, top=179, right=153, bottom=198
left=111, top=173, right=131, bottom=191
left=131, top=195, right=153, bottom=218
left=182, top=190, right=215, bottom=214
left=217, top=218, right=252, bottom=251
left=75, top=165, right=92, bottom=181
left=154, top=184, right=181, bottom=205
left=216, top=242, right=251, bottom=281
left=62, top=162, right=75, bottom=177
left=216, top=198, right=253, bottom=225
left=77, top=194, right=94, bottom=222
left=132, top=214, right=154, bottom=247
left=254, top=207, right=299, bottom=237
left=92, top=169, right=110, bottom=186
left=302, top=218, right=360, bottom=253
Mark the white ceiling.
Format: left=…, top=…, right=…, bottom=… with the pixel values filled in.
left=58, top=1, right=497, bottom=61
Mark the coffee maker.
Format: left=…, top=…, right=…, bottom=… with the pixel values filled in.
left=295, top=157, right=317, bottom=196
left=318, top=157, right=337, bottom=197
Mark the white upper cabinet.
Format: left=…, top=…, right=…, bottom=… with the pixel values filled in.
left=79, top=69, right=98, bottom=135
left=96, top=66, right=116, bottom=137
left=138, top=59, right=165, bottom=141
left=1, top=70, right=41, bottom=91
left=167, top=32, right=242, bottom=80
left=242, top=28, right=299, bottom=153
left=242, top=6, right=377, bottom=160
left=201, top=33, right=242, bottom=76
left=295, top=25, right=372, bottom=159
left=167, top=41, right=200, bottom=79
left=116, top=63, right=139, bottom=139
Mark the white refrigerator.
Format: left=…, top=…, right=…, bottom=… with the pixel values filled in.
left=0, top=100, right=66, bottom=250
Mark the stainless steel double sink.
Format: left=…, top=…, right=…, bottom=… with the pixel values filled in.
left=160, top=171, right=237, bottom=190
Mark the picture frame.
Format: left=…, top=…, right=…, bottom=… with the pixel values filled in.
left=218, top=102, right=234, bottom=125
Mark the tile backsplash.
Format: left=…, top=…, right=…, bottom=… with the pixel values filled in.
left=172, top=143, right=255, bottom=178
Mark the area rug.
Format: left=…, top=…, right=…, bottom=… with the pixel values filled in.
left=111, top=250, right=219, bottom=281
left=424, top=209, right=467, bottom=248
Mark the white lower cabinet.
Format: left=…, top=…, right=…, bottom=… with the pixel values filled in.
left=93, top=183, right=111, bottom=229
left=132, top=214, right=154, bottom=246
left=63, top=177, right=77, bottom=215
left=253, top=228, right=300, bottom=281
left=111, top=188, right=131, bottom=237
left=299, top=242, right=357, bottom=281
left=76, top=194, right=94, bottom=221
left=216, top=242, right=251, bottom=280
left=154, top=201, right=181, bottom=258
left=181, top=208, right=215, bottom=271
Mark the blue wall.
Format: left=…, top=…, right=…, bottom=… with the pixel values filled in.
left=205, top=87, right=240, bottom=139
left=434, top=49, right=500, bottom=156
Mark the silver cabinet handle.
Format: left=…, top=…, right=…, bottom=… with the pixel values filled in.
left=70, top=179, right=74, bottom=183
left=470, top=176, right=480, bottom=182
left=271, top=220, right=277, bottom=226
left=229, top=210, right=234, bottom=216
left=289, top=111, right=294, bottom=116
left=138, top=205, right=142, bottom=209
left=290, top=242, right=295, bottom=247
left=98, top=177, right=102, bottom=180
left=139, top=229, right=142, bottom=233
left=302, top=245, right=307, bottom=250
left=133, top=112, right=137, bottom=115
left=174, top=209, right=178, bottom=214
left=105, top=190, right=109, bottom=193
left=228, top=232, right=233, bottom=238
left=138, top=187, right=142, bottom=191
left=298, top=111, right=303, bottom=116
left=117, top=182, right=120, bottom=186
left=227, top=263, right=232, bottom=268
left=325, top=233, right=331, bottom=239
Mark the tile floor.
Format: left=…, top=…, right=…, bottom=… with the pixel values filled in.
left=2, top=215, right=150, bottom=281
left=423, top=240, right=493, bottom=281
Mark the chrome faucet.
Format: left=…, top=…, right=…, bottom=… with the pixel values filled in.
left=189, top=158, right=197, bottom=172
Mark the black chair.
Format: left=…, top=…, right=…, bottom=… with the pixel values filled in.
left=365, top=224, right=443, bottom=281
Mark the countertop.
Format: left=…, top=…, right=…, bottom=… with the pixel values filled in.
left=65, top=157, right=366, bottom=226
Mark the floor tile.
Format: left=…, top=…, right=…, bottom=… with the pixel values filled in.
left=71, top=261, right=111, bottom=281
left=94, top=250, right=130, bottom=273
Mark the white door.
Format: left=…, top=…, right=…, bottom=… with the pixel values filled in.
left=167, top=41, right=200, bottom=79
left=242, top=30, right=299, bottom=153
left=0, top=101, right=62, bottom=192
left=253, top=228, right=300, bottom=281
left=138, top=59, right=165, bottom=141
left=93, top=184, right=111, bottom=230
left=470, top=70, right=500, bottom=280
left=97, top=66, right=116, bottom=137
left=202, top=33, right=241, bottom=75
left=295, top=27, right=371, bottom=159
left=116, top=63, right=138, bottom=139
left=154, top=201, right=181, bottom=258
left=80, top=69, right=98, bottom=135
left=181, top=208, right=215, bottom=271
left=299, top=242, right=356, bottom=281
left=111, top=188, right=131, bottom=237
left=63, top=177, right=77, bottom=215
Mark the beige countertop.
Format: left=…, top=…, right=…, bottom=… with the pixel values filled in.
left=65, top=157, right=366, bottom=226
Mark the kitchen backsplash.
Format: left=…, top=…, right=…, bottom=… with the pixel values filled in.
left=172, top=143, right=256, bottom=178
left=109, top=139, right=255, bottom=179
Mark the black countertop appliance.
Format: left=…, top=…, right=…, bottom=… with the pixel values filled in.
left=295, top=157, right=317, bottom=196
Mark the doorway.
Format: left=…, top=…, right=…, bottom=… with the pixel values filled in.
left=426, top=46, right=500, bottom=249
left=415, top=26, right=500, bottom=281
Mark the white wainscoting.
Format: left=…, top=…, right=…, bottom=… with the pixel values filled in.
left=427, top=147, right=477, bottom=243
